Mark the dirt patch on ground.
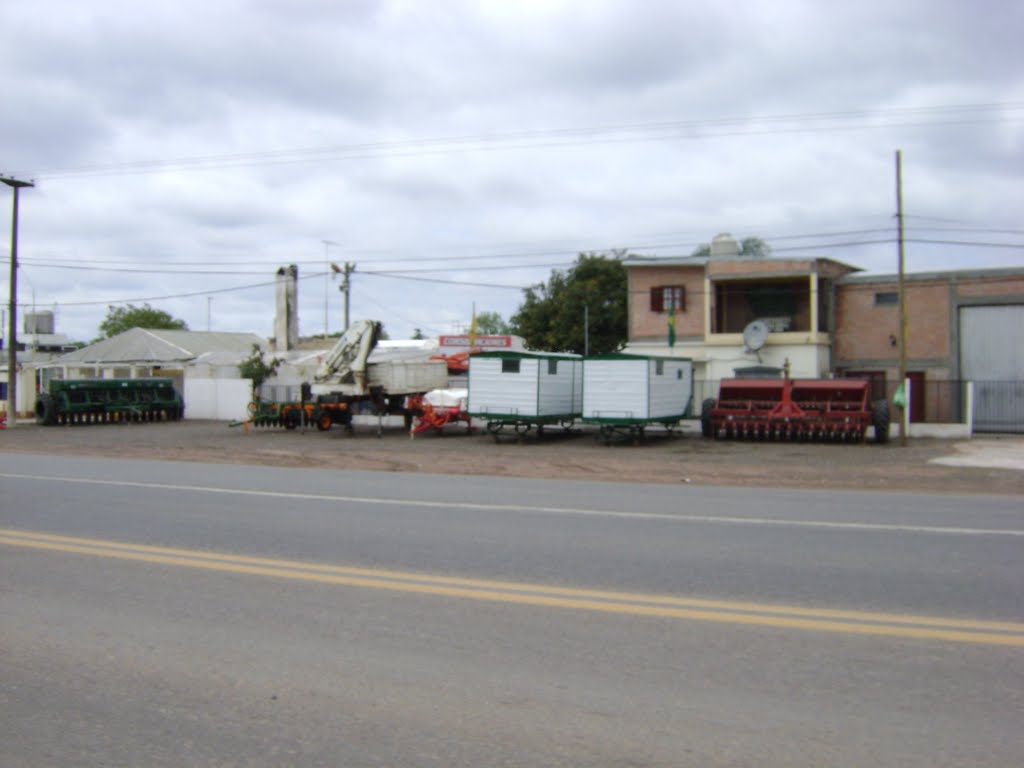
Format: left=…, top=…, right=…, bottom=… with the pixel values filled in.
left=2, top=419, right=1022, bottom=496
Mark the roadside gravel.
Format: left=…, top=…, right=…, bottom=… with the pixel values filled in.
left=2, top=419, right=1022, bottom=496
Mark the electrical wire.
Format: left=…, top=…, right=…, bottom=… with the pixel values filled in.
left=17, top=101, right=1023, bottom=180
left=6, top=223, right=1021, bottom=311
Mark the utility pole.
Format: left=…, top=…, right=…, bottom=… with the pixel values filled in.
left=322, top=240, right=337, bottom=336
left=339, top=262, right=355, bottom=332
left=2, top=175, right=34, bottom=428
left=584, top=304, right=589, bottom=356
left=895, top=150, right=908, bottom=447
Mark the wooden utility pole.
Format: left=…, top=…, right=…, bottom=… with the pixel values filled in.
left=895, top=150, right=908, bottom=446
left=2, top=175, right=34, bottom=427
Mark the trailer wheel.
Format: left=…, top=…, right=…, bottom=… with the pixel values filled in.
left=871, top=400, right=890, bottom=444
left=35, top=394, right=58, bottom=426
left=700, top=398, right=717, bottom=438
left=316, top=413, right=333, bottom=431
left=282, top=410, right=300, bottom=430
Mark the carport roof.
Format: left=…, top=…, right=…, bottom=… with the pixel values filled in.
left=52, top=328, right=266, bottom=365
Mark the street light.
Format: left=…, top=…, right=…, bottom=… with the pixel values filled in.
left=2, top=175, right=34, bottom=427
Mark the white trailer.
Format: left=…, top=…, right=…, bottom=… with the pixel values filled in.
left=582, top=354, right=693, bottom=442
left=467, top=351, right=582, bottom=438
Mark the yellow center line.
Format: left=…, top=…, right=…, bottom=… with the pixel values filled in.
left=2, top=528, right=1022, bottom=646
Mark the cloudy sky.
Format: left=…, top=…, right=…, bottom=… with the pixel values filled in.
left=1, top=0, right=1021, bottom=344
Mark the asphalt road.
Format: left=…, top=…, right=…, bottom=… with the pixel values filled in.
left=2, top=453, right=1022, bottom=766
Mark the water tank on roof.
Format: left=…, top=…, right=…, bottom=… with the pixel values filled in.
left=25, top=310, right=55, bottom=334
left=710, top=233, right=740, bottom=259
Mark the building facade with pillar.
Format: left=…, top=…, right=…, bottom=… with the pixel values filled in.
left=623, top=234, right=1024, bottom=431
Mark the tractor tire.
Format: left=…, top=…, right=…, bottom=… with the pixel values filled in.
left=282, top=409, right=301, bottom=430
left=316, top=412, right=333, bottom=432
left=871, top=399, right=890, bottom=444
left=35, top=394, right=59, bottom=426
left=700, top=398, right=717, bottom=438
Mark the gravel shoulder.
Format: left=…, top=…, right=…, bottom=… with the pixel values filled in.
left=2, top=419, right=1022, bottom=496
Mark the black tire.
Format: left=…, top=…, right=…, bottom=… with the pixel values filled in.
left=282, top=409, right=300, bottom=430
left=700, top=398, right=717, bottom=438
left=316, top=412, right=333, bottom=431
left=35, top=394, right=58, bottom=426
left=871, top=399, right=890, bottom=444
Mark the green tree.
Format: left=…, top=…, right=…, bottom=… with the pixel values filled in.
left=237, top=344, right=281, bottom=401
left=473, top=311, right=511, bottom=335
left=97, top=303, right=188, bottom=339
left=510, top=253, right=627, bottom=355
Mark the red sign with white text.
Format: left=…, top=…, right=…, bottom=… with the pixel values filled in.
left=439, top=335, right=513, bottom=348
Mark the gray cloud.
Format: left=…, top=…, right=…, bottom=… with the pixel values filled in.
left=1, top=0, right=1021, bottom=342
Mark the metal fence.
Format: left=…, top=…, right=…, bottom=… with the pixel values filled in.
left=970, top=380, right=1024, bottom=434
left=694, top=378, right=1024, bottom=434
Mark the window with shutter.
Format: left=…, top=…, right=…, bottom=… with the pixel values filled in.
left=650, top=285, right=685, bottom=313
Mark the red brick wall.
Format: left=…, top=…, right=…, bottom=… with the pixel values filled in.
left=708, top=259, right=811, bottom=278
left=835, top=280, right=950, bottom=362
left=957, top=275, right=1024, bottom=298
left=629, top=266, right=705, bottom=339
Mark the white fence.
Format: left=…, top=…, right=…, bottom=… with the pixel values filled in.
left=183, top=378, right=253, bottom=421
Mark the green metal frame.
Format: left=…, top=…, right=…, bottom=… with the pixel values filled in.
left=36, top=378, right=184, bottom=425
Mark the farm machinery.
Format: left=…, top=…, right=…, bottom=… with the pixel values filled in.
left=239, top=320, right=449, bottom=434
left=700, top=377, right=889, bottom=443
left=244, top=397, right=352, bottom=432
left=35, top=378, right=184, bottom=426
left=406, top=389, right=474, bottom=436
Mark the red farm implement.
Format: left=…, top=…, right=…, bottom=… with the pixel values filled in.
left=407, top=390, right=474, bottom=436
left=701, top=378, right=890, bottom=443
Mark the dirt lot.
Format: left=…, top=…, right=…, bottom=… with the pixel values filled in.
left=2, top=418, right=1023, bottom=495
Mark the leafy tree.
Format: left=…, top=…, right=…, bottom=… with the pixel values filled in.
left=98, top=303, right=188, bottom=339
left=510, top=253, right=627, bottom=355
left=412, top=328, right=425, bottom=340
left=237, top=344, right=281, bottom=401
left=473, top=311, right=511, bottom=335
left=690, top=236, right=771, bottom=258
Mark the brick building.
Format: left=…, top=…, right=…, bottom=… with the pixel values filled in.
left=835, top=268, right=1024, bottom=429
left=624, top=234, right=1024, bottom=430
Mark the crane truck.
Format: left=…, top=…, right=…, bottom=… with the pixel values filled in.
left=246, top=320, right=449, bottom=433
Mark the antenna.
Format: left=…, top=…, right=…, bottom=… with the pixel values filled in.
left=742, top=320, right=769, bottom=361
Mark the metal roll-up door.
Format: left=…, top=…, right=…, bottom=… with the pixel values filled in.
left=959, top=305, right=1024, bottom=432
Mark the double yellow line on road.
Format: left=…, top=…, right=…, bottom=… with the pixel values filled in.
left=3, top=527, right=1022, bottom=647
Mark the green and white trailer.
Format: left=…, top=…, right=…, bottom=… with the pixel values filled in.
left=582, top=354, right=693, bottom=443
left=467, top=350, right=583, bottom=439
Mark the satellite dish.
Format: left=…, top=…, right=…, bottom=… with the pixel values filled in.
left=742, top=320, right=770, bottom=354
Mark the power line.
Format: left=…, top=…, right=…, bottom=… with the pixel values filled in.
left=40, top=269, right=327, bottom=308
left=8, top=231, right=1024, bottom=281
left=19, top=102, right=1024, bottom=180
left=359, top=271, right=526, bottom=290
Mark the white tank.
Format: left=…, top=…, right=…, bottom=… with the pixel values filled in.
left=24, top=310, right=55, bottom=334
left=710, top=233, right=740, bottom=259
